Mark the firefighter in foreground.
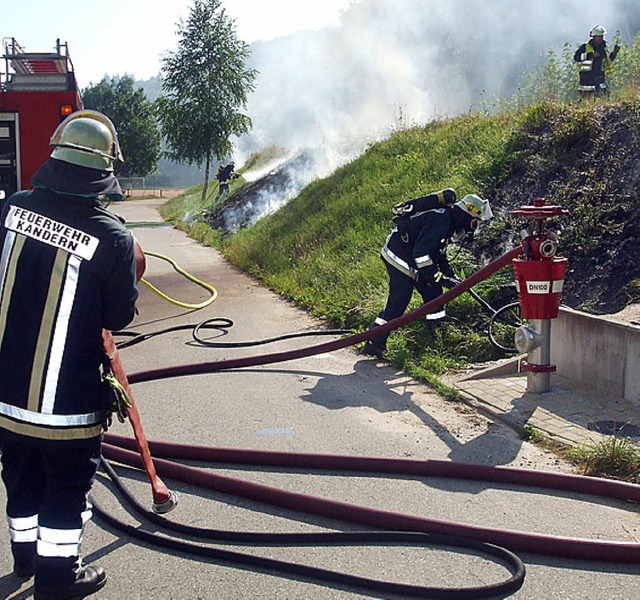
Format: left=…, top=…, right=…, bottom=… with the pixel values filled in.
left=574, top=25, right=620, bottom=97
left=363, top=190, right=493, bottom=358
left=0, top=110, right=138, bottom=599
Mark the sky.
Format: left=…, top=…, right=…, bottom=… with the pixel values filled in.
left=4, top=0, right=639, bottom=205
left=1, top=0, right=354, bottom=87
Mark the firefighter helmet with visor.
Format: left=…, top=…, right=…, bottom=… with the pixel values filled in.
left=590, top=25, right=607, bottom=37
left=49, top=110, right=123, bottom=171
left=455, top=194, right=493, bottom=221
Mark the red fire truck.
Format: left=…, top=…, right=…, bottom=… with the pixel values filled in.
left=0, top=37, right=82, bottom=200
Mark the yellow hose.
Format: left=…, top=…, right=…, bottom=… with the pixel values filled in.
left=140, top=250, right=218, bottom=310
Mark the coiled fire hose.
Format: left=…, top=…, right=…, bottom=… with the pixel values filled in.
left=96, top=444, right=526, bottom=598
left=100, top=433, right=640, bottom=564
left=98, top=244, right=640, bottom=598
left=115, top=317, right=350, bottom=350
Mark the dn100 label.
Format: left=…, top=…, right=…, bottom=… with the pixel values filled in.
left=523, top=280, right=564, bottom=294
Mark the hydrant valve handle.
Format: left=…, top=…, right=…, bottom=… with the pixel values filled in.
left=512, top=206, right=569, bottom=218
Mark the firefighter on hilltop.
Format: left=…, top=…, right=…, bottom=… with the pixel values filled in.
left=574, top=24, right=620, bottom=97
left=363, top=189, right=493, bottom=359
left=0, top=110, right=138, bottom=599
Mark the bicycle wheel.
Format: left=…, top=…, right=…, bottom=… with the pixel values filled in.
left=489, top=301, right=525, bottom=353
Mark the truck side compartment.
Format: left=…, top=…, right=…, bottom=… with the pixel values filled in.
left=0, top=37, right=82, bottom=198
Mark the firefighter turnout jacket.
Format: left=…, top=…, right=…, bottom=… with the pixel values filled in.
left=381, top=206, right=456, bottom=282
left=0, top=188, right=138, bottom=441
left=574, top=39, right=619, bottom=92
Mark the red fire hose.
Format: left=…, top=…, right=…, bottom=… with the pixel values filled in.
left=90, top=241, right=640, bottom=600
left=109, top=243, right=522, bottom=513
left=127, top=246, right=524, bottom=384
left=99, top=243, right=640, bottom=565
left=101, top=435, right=640, bottom=564
left=101, top=238, right=178, bottom=513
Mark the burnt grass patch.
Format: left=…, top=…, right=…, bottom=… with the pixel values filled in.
left=476, top=101, right=640, bottom=314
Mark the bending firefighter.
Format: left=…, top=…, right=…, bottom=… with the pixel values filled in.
left=363, top=189, right=493, bottom=358
left=0, top=111, right=138, bottom=599
left=574, top=25, right=620, bottom=97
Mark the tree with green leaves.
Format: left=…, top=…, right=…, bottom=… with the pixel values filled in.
left=82, top=76, right=161, bottom=177
left=155, top=0, right=257, bottom=202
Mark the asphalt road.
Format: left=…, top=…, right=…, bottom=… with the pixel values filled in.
left=1, top=198, right=639, bottom=599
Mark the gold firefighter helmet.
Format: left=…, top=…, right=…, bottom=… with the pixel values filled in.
left=49, top=110, right=123, bottom=171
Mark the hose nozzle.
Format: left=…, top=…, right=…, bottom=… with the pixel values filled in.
left=152, top=490, right=179, bottom=514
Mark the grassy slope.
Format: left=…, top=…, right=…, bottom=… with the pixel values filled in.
left=224, top=114, right=517, bottom=322
left=161, top=99, right=639, bottom=385
left=163, top=112, right=518, bottom=382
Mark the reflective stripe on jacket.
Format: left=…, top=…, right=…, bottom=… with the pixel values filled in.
left=0, top=189, right=138, bottom=440
left=575, top=42, right=614, bottom=73
left=380, top=208, right=454, bottom=281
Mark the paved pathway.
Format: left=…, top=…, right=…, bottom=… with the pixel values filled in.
left=448, top=360, right=640, bottom=447
left=3, top=198, right=640, bottom=600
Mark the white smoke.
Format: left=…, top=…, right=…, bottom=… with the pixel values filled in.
left=232, top=0, right=640, bottom=221
left=222, top=148, right=328, bottom=231
left=239, top=0, right=638, bottom=153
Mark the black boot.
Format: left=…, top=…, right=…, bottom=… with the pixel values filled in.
left=362, top=341, right=385, bottom=358
left=14, top=561, right=35, bottom=578
left=34, top=565, right=107, bottom=600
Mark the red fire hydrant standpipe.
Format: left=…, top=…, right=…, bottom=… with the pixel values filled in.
left=511, top=199, right=570, bottom=393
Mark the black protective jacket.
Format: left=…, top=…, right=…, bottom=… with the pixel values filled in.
left=381, top=207, right=456, bottom=281
left=0, top=181, right=138, bottom=441
left=216, top=164, right=235, bottom=183
left=574, top=39, right=619, bottom=90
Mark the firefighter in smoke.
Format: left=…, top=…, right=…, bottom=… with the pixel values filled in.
left=362, top=190, right=493, bottom=358
left=574, top=25, right=620, bottom=97
left=215, top=160, right=239, bottom=199
left=0, top=110, right=138, bottom=599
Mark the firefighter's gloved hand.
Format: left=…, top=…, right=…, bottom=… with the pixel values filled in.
left=101, top=373, right=132, bottom=431
left=434, top=251, right=455, bottom=278
left=417, top=264, right=438, bottom=285
left=439, top=260, right=455, bottom=279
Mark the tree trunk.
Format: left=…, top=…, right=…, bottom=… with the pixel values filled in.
left=201, top=153, right=211, bottom=203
